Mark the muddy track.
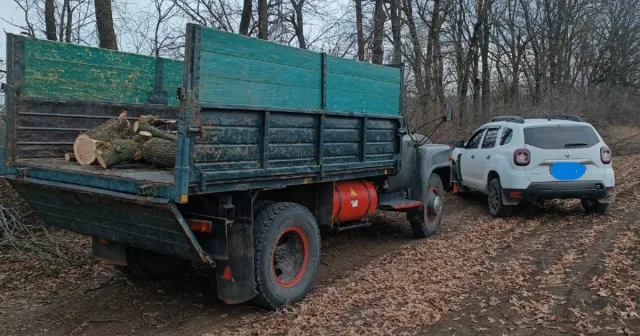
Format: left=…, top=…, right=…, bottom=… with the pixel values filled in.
left=1, top=156, right=639, bottom=336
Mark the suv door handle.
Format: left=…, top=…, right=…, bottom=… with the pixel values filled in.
left=486, top=155, right=491, bottom=159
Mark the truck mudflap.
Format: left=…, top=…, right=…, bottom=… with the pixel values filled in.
left=8, top=180, right=214, bottom=266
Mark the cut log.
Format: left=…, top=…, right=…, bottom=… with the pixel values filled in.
left=73, top=111, right=134, bottom=165
left=64, top=152, right=76, bottom=162
left=133, top=115, right=177, bottom=133
left=141, top=138, right=176, bottom=168
left=95, top=133, right=152, bottom=169
left=73, top=134, right=100, bottom=165
left=86, top=110, right=134, bottom=140
left=135, top=123, right=177, bottom=142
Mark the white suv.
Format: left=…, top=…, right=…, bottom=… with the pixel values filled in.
left=451, top=115, right=615, bottom=217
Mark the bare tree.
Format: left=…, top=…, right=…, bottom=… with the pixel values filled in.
left=354, top=0, right=365, bottom=61
left=95, top=0, right=118, bottom=50
left=371, top=0, right=385, bottom=64
left=239, top=0, right=252, bottom=35
left=258, top=0, right=268, bottom=39
left=45, top=0, right=56, bottom=40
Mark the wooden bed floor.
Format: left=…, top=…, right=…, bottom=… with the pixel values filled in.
left=17, top=158, right=175, bottom=185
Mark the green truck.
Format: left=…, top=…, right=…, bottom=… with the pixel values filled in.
left=1, top=24, right=453, bottom=308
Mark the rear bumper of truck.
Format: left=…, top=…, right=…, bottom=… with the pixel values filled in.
left=8, top=179, right=214, bottom=265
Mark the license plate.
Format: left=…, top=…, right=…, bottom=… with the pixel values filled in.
left=550, top=162, right=586, bottom=181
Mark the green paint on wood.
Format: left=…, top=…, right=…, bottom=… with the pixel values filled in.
left=196, top=27, right=402, bottom=116
left=21, top=38, right=182, bottom=106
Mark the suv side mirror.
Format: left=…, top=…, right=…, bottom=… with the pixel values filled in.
left=455, top=140, right=465, bottom=148
left=443, top=102, right=453, bottom=122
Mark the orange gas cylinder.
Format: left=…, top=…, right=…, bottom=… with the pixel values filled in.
left=332, top=180, right=378, bottom=223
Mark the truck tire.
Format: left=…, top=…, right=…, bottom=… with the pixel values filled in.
left=253, top=202, right=321, bottom=309
left=253, top=200, right=274, bottom=215
left=487, top=178, right=513, bottom=218
left=119, top=247, right=188, bottom=280
left=408, top=174, right=444, bottom=238
left=581, top=198, right=609, bottom=214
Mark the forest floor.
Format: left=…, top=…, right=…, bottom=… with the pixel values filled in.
left=0, top=127, right=639, bottom=336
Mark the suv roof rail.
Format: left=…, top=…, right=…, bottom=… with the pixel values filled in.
left=544, top=114, right=583, bottom=122
left=489, top=116, right=525, bottom=124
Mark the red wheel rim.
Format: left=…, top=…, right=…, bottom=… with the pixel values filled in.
left=271, top=227, right=309, bottom=288
left=425, top=186, right=441, bottom=228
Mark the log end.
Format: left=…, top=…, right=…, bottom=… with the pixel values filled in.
left=73, top=134, right=97, bottom=166
left=95, top=149, right=108, bottom=169
left=64, top=152, right=76, bottom=162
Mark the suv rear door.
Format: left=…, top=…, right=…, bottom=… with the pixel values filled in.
left=523, top=124, right=606, bottom=183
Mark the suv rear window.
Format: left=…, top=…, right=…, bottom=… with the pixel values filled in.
left=524, top=125, right=600, bottom=149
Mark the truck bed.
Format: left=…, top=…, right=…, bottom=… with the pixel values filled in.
left=17, top=158, right=174, bottom=185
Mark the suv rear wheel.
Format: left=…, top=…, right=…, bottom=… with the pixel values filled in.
left=487, top=178, right=513, bottom=218
left=581, top=198, right=609, bottom=214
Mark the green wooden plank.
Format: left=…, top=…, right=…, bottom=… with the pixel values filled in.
left=268, top=144, right=316, bottom=160
left=194, top=144, right=260, bottom=162
left=199, top=27, right=320, bottom=70
left=199, top=77, right=321, bottom=110
left=200, top=52, right=321, bottom=90
left=162, top=59, right=184, bottom=106
left=23, top=79, right=149, bottom=103
left=326, top=73, right=400, bottom=99
left=325, top=93, right=399, bottom=115
left=25, top=38, right=155, bottom=72
left=25, top=58, right=154, bottom=90
left=326, top=55, right=401, bottom=84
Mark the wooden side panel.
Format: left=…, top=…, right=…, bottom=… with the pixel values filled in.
left=191, top=106, right=402, bottom=190
left=20, top=38, right=182, bottom=105
left=198, top=28, right=321, bottom=109
left=325, top=55, right=401, bottom=116
left=15, top=99, right=178, bottom=158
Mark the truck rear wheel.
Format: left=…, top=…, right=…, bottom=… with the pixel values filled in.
left=119, top=247, right=188, bottom=280
left=253, top=202, right=321, bottom=309
left=408, top=174, right=444, bottom=238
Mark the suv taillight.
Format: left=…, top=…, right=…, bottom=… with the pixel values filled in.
left=601, top=146, right=612, bottom=164
left=514, top=148, right=530, bottom=166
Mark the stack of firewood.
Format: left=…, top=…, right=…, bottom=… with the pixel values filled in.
left=66, top=111, right=178, bottom=169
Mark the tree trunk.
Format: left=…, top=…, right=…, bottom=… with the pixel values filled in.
left=95, top=133, right=152, bottom=169
left=355, top=0, right=365, bottom=61
left=45, top=0, right=57, bottom=41
left=239, top=0, right=252, bottom=35
left=95, top=0, right=118, bottom=50
left=258, top=0, right=268, bottom=40
left=481, top=1, right=491, bottom=117
left=291, top=0, right=306, bottom=49
left=403, top=0, right=426, bottom=100
left=141, top=138, right=177, bottom=168
left=431, top=0, right=445, bottom=105
left=65, top=0, right=72, bottom=43
left=73, top=112, right=133, bottom=165
left=389, top=0, right=402, bottom=64
left=372, top=0, right=386, bottom=64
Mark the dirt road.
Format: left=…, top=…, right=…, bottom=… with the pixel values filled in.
left=1, top=154, right=639, bottom=335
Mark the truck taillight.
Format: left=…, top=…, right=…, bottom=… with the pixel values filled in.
left=601, top=146, right=612, bottom=164
left=513, top=149, right=530, bottom=166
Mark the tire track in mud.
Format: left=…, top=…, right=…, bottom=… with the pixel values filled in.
left=419, top=176, right=640, bottom=335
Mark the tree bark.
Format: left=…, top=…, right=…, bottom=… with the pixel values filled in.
left=141, top=138, right=177, bottom=168
left=481, top=1, right=491, bottom=117
left=372, top=0, right=386, bottom=64
left=389, top=0, right=402, bottom=64
left=73, top=112, right=133, bottom=165
left=45, top=0, right=57, bottom=41
left=290, top=0, right=306, bottom=49
left=354, top=0, right=365, bottom=61
left=239, top=0, right=252, bottom=35
left=95, top=133, right=151, bottom=169
left=258, top=0, right=268, bottom=40
left=65, top=0, right=72, bottom=43
left=95, top=0, right=118, bottom=50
